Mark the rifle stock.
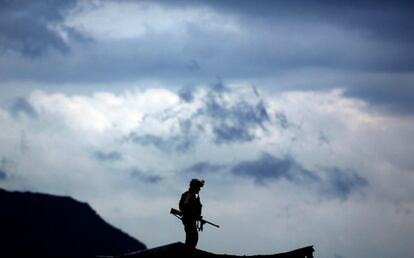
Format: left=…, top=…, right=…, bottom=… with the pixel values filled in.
left=170, top=208, right=220, bottom=228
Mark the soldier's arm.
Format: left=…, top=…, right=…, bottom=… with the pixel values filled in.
left=183, top=193, right=193, bottom=206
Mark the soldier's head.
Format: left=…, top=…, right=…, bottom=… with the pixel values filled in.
left=189, top=178, right=204, bottom=193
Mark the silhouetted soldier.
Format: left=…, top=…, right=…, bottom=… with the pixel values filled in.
left=179, top=178, right=204, bottom=250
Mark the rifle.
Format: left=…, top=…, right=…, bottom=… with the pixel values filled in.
left=170, top=208, right=220, bottom=228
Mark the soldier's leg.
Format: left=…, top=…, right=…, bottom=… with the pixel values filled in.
left=184, top=221, right=198, bottom=249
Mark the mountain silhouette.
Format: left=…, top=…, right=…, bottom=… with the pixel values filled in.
left=0, top=188, right=146, bottom=257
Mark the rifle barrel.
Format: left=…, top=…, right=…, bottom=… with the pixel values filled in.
left=203, top=220, right=220, bottom=228
left=170, top=208, right=220, bottom=228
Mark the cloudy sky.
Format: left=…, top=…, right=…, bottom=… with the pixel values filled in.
left=1, top=1, right=414, bottom=257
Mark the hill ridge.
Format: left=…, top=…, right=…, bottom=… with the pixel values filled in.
left=0, top=188, right=146, bottom=257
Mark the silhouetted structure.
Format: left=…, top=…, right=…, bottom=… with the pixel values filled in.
left=179, top=178, right=205, bottom=250
left=0, top=188, right=145, bottom=257
left=118, top=242, right=314, bottom=258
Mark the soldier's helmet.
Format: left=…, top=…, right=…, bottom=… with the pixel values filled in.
left=190, top=178, right=204, bottom=188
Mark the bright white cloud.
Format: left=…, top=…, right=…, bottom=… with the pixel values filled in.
left=29, top=88, right=179, bottom=133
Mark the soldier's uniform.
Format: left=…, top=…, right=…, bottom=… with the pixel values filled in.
left=179, top=179, right=204, bottom=250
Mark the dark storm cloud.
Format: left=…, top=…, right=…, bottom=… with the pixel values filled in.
left=213, top=125, right=253, bottom=143
left=200, top=84, right=269, bottom=144
left=275, top=112, right=289, bottom=129
left=168, top=0, right=414, bottom=69
left=0, top=157, right=14, bottom=181
left=344, top=84, right=414, bottom=116
left=125, top=85, right=270, bottom=151
left=130, top=169, right=162, bottom=184
left=186, top=60, right=200, bottom=72
left=0, top=169, right=7, bottom=180
left=126, top=133, right=194, bottom=153
left=187, top=0, right=414, bottom=44
left=231, top=153, right=320, bottom=185
left=2, top=1, right=411, bottom=77
left=324, top=167, right=368, bottom=200
left=0, top=0, right=83, bottom=57
left=1, top=1, right=412, bottom=115
left=232, top=153, right=368, bottom=199
left=170, top=1, right=414, bottom=115
left=178, top=87, right=195, bottom=103
left=11, top=97, right=38, bottom=118
left=125, top=114, right=195, bottom=152
left=182, top=162, right=226, bottom=174
left=93, top=151, right=123, bottom=162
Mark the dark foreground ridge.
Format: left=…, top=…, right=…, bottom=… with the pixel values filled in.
left=117, top=242, right=314, bottom=258
left=0, top=188, right=146, bottom=257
